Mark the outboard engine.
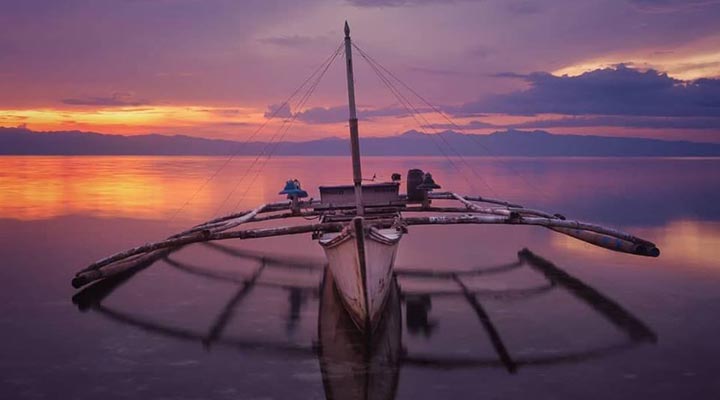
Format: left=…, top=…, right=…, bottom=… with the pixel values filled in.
left=406, top=169, right=425, bottom=201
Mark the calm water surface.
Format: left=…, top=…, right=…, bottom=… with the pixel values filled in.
left=1, top=156, right=719, bottom=399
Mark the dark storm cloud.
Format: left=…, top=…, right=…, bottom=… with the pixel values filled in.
left=456, top=65, right=720, bottom=117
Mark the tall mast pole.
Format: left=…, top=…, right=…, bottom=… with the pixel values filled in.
left=344, top=21, right=364, bottom=216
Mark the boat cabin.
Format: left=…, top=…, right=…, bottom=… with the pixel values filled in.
left=318, top=182, right=403, bottom=208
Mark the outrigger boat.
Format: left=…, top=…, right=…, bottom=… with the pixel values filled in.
left=70, top=22, right=660, bottom=335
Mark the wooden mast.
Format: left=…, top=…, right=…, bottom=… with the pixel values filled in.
left=344, top=21, right=364, bottom=216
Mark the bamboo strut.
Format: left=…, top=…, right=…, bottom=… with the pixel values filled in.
left=451, top=193, right=513, bottom=217
left=175, top=199, right=319, bottom=237
left=202, top=204, right=267, bottom=232
left=450, top=192, right=560, bottom=219
left=72, top=198, right=659, bottom=288
left=175, top=202, right=291, bottom=237
left=429, top=192, right=523, bottom=208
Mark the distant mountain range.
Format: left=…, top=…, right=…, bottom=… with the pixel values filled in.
left=2, top=127, right=720, bottom=157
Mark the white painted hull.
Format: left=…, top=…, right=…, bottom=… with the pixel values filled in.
left=318, top=218, right=402, bottom=332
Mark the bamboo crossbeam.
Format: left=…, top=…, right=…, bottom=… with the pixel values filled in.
left=401, top=215, right=656, bottom=248
left=72, top=222, right=346, bottom=288
left=72, top=193, right=659, bottom=289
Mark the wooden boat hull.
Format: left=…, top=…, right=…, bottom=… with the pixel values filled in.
left=318, top=268, right=402, bottom=400
left=318, top=217, right=402, bottom=333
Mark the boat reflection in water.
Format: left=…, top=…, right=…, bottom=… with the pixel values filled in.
left=318, top=269, right=402, bottom=400
left=72, top=244, right=657, bottom=398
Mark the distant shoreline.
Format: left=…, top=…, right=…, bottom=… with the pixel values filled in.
left=3, top=155, right=720, bottom=160
left=3, top=127, right=720, bottom=157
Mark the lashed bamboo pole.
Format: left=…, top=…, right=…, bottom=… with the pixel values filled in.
left=451, top=193, right=513, bottom=217
left=202, top=204, right=267, bottom=232
left=429, top=192, right=523, bottom=208
left=71, top=247, right=178, bottom=290
left=451, top=192, right=560, bottom=219
left=401, top=215, right=657, bottom=248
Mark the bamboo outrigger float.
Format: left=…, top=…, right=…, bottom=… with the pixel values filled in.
left=70, top=22, right=659, bottom=335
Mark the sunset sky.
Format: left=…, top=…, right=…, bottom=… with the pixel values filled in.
left=1, top=0, right=719, bottom=142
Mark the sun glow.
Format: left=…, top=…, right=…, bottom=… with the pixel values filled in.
left=0, top=156, right=275, bottom=221
left=0, top=106, right=266, bottom=137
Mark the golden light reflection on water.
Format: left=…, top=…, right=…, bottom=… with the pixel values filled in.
left=2, top=156, right=719, bottom=271
left=0, top=156, right=276, bottom=222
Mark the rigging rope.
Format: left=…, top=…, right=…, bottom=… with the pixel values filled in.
left=353, top=43, right=491, bottom=194
left=352, top=42, right=553, bottom=204
left=217, top=43, right=343, bottom=216
left=168, top=42, right=343, bottom=222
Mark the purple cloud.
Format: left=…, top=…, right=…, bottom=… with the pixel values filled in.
left=456, top=65, right=720, bottom=117
left=511, top=115, right=720, bottom=130
left=264, top=103, right=293, bottom=119
left=295, top=105, right=414, bottom=124
left=426, top=115, right=720, bottom=131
